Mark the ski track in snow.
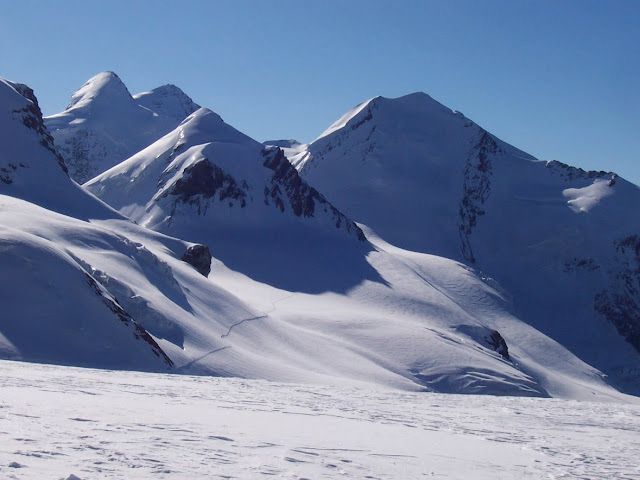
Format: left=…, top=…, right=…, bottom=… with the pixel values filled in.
left=221, top=294, right=295, bottom=339
left=1, top=360, right=639, bottom=480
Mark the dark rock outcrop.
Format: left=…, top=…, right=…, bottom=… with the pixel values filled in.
left=545, top=159, right=613, bottom=182
left=262, top=147, right=365, bottom=240
left=3, top=81, right=68, bottom=180
left=486, top=330, right=510, bottom=360
left=10, top=82, right=68, bottom=174
left=595, top=235, right=640, bottom=353
left=169, top=158, right=247, bottom=208
left=181, top=244, right=212, bottom=277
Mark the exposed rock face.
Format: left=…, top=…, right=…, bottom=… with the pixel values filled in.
left=545, top=159, right=613, bottom=182
left=486, top=330, right=510, bottom=360
left=458, top=130, right=496, bottom=263
left=6, top=81, right=67, bottom=175
left=181, top=244, right=212, bottom=277
left=263, top=147, right=365, bottom=240
left=169, top=159, right=247, bottom=209
left=595, top=235, right=640, bottom=353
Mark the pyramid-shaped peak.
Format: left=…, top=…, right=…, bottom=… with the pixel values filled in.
left=66, top=71, right=134, bottom=111
left=134, top=83, right=200, bottom=121
left=316, top=92, right=465, bottom=142
left=369, top=91, right=458, bottom=116
left=147, top=83, right=188, bottom=95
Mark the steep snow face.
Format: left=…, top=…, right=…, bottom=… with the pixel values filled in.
left=297, top=92, right=640, bottom=394
left=44, top=72, right=198, bottom=183
left=0, top=78, right=67, bottom=184
left=134, top=84, right=200, bottom=122
left=0, top=78, right=116, bottom=219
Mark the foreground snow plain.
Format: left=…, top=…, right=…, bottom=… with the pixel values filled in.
left=1, top=360, right=638, bottom=480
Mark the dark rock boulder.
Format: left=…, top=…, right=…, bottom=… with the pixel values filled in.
left=181, top=244, right=212, bottom=277
left=486, top=330, right=510, bottom=360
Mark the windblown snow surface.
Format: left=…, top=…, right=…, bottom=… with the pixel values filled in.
left=0, top=360, right=639, bottom=480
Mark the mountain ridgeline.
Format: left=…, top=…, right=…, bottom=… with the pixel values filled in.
left=0, top=71, right=638, bottom=399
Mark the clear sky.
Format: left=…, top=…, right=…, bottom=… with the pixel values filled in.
left=1, top=0, right=638, bottom=183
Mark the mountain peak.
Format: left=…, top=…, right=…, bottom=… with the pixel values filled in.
left=44, top=74, right=200, bottom=184
left=315, top=92, right=459, bottom=142
left=66, top=71, right=133, bottom=111
left=134, top=83, right=200, bottom=122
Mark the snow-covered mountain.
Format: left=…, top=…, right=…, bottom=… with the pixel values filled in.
left=134, top=84, right=200, bottom=122
left=44, top=72, right=199, bottom=183
left=3, top=73, right=637, bottom=399
left=293, top=92, right=640, bottom=394
left=82, top=98, right=632, bottom=400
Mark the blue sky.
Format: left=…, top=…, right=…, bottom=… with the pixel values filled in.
left=1, top=0, right=638, bottom=183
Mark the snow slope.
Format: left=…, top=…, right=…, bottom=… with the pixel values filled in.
left=84, top=99, right=628, bottom=399
left=295, top=93, right=640, bottom=395
left=1, top=360, right=638, bottom=480
left=44, top=72, right=199, bottom=183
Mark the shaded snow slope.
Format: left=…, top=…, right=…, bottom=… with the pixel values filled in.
left=44, top=72, right=199, bottom=183
left=1, top=360, right=638, bottom=480
left=296, top=92, right=640, bottom=394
